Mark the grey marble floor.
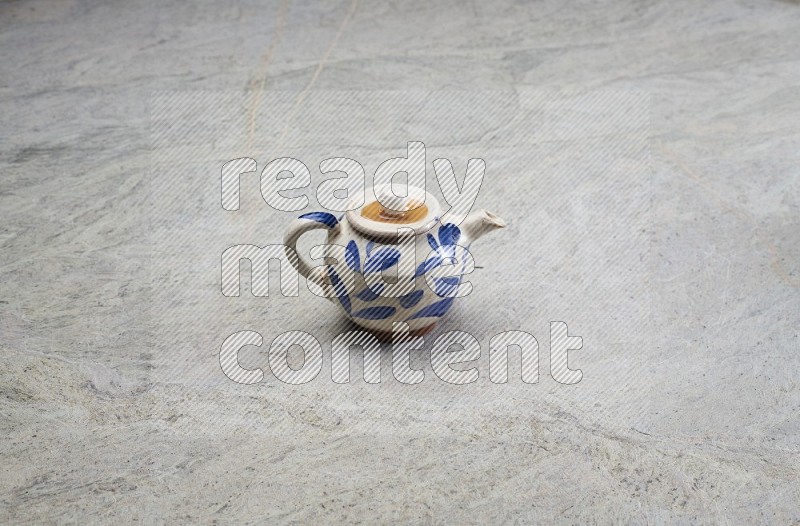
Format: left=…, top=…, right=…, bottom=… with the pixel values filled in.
left=1, top=0, right=799, bottom=523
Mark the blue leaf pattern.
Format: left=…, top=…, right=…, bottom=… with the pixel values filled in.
left=352, top=306, right=397, bottom=320
left=412, top=224, right=465, bottom=280
left=363, top=247, right=401, bottom=274
left=337, top=238, right=443, bottom=311
left=327, top=267, right=351, bottom=314
left=354, top=283, right=384, bottom=302
left=414, top=255, right=442, bottom=279
left=426, top=233, right=439, bottom=252
left=438, top=223, right=460, bottom=246
left=434, top=277, right=460, bottom=297
left=407, top=297, right=455, bottom=320
left=340, top=226, right=466, bottom=320
left=331, top=226, right=472, bottom=321
left=345, top=240, right=360, bottom=273
left=299, top=211, right=338, bottom=229
left=399, top=290, right=424, bottom=309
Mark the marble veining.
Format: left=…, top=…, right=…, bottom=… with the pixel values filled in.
left=1, top=0, right=799, bottom=523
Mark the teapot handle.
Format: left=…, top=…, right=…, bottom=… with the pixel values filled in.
left=283, top=215, right=335, bottom=299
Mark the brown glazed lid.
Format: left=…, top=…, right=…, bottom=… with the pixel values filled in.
left=346, top=184, right=441, bottom=237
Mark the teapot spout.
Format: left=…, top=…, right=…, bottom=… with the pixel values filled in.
left=461, top=209, right=507, bottom=242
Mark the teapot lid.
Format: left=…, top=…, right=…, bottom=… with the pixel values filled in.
left=346, top=184, right=441, bottom=237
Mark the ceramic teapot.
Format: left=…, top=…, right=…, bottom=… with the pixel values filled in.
left=284, top=185, right=506, bottom=336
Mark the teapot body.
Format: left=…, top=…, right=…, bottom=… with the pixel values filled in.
left=283, top=191, right=506, bottom=336
left=317, top=214, right=473, bottom=334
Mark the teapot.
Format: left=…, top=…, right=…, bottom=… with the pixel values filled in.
left=284, top=185, right=506, bottom=337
